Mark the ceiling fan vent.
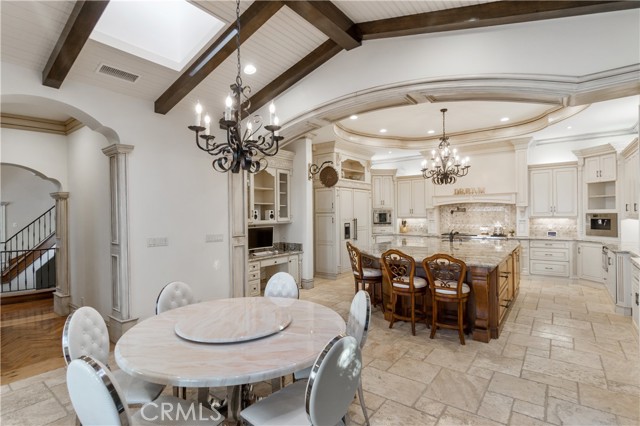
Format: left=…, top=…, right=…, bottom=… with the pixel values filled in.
left=96, top=64, right=139, bottom=83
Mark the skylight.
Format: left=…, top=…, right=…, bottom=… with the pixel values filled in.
left=90, top=0, right=225, bottom=71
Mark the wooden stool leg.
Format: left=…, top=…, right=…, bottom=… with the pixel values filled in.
left=458, top=300, right=465, bottom=345
left=410, top=293, right=416, bottom=336
left=430, top=299, right=437, bottom=339
left=388, top=293, right=397, bottom=329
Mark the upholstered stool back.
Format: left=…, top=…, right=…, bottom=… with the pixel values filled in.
left=156, top=281, right=195, bottom=314
left=62, top=306, right=110, bottom=366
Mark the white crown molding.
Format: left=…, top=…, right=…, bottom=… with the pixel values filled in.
left=0, top=113, right=84, bottom=135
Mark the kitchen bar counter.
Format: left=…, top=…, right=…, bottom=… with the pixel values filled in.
left=357, top=238, right=522, bottom=343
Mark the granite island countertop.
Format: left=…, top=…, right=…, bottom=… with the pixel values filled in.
left=357, top=237, right=520, bottom=269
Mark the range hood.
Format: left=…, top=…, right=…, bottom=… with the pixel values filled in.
left=433, top=192, right=516, bottom=206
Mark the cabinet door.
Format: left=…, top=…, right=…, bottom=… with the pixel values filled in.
left=314, top=214, right=336, bottom=275
left=381, top=176, right=394, bottom=208
left=397, top=180, right=413, bottom=217
left=338, top=188, right=354, bottom=272
left=315, top=188, right=335, bottom=213
left=584, top=157, right=601, bottom=183
left=276, top=170, right=290, bottom=222
left=372, top=176, right=388, bottom=208
left=599, top=153, right=617, bottom=182
left=288, top=255, right=299, bottom=285
left=411, top=179, right=426, bottom=217
left=252, top=169, right=276, bottom=222
left=624, top=151, right=639, bottom=218
left=353, top=189, right=370, bottom=243
left=530, top=169, right=553, bottom=217
left=553, top=167, right=577, bottom=216
left=577, top=243, right=603, bottom=282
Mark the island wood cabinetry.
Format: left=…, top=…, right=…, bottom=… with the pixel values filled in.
left=371, top=170, right=395, bottom=209
left=361, top=239, right=521, bottom=342
left=529, top=164, right=577, bottom=217
left=396, top=176, right=427, bottom=218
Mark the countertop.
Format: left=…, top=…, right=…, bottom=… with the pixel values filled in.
left=249, top=249, right=302, bottom=262
left=358, top=238, right=520, bottom=269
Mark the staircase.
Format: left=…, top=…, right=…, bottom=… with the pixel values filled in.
left=1, top=206, right=56, bottom=295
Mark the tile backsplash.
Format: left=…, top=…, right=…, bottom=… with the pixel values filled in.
left=529, top=218, right=577, bottom=238
left=439, top=203, right=516, bottom=235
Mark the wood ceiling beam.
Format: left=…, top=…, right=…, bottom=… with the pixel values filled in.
left=358, top=1, right=640, bottom=40
left=285, top=1, right=361, bottom=50
left=154, top=1, right=284, bottom=115
left=247, top=40, right=342, bottom=114
left=42, top=1, right=109, bottom=89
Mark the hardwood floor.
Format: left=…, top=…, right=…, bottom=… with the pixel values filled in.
left=0, top=297, right=67, bottom=385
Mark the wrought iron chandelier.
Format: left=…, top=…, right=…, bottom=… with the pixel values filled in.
left=187, top=0, right=282, bottom=173
left=421, top=108, right=470, bottom=185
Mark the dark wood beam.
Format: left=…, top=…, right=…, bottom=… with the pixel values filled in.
left=42, top=1, right=109, bottom=89
left=358, top=1, right=640, bottom=40
left=285, top=1, right=361, bottom=50
left=248, top=40, right=342, bottom=114
left=155, top=1, right=284, bottom=115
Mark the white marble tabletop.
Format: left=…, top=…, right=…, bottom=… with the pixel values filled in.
left=174, top=297, right=292, bottom=343
left=115, top=298, right=346, bottom=388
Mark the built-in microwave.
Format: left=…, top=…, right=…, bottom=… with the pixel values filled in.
left=373, top=209, right=392, bottom=225
left=586, top=213, right=618, bottom=237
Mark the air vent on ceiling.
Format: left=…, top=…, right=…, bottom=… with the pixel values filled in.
left=96, top=64, right=139, bottom=83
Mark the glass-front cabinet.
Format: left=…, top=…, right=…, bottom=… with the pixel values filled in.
left=247, top=151, right=294, bottom=224
left=277, top=169, right=290, bottom=222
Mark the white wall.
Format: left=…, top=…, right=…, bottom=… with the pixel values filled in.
left=1, top=61, right=231, bottom=320
left=1, top=164, right=58, bottom=235
left=528, top=134, right=638, bottom=165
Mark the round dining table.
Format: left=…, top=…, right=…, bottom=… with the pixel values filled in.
left=115, top=297, right=346, bottom=424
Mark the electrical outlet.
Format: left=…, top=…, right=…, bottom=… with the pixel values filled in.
left=147, top=237, right=169, bottom=247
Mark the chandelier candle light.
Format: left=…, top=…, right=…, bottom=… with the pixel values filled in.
left=188, top=0, right=282, bottom=173
left=421, top=108, right=470, bottom=185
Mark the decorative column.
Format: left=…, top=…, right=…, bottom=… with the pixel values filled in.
left=102, top=144, right=136, bottom=342
left=50, top=192, right=70, bottom=315
left=229, top=171, right=248, bottom=297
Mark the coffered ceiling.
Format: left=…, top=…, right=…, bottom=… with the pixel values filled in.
left=1, top=1, right=639, bottom=159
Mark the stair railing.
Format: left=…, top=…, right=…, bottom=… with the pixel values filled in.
left=2, top=206, right=55, bottom=270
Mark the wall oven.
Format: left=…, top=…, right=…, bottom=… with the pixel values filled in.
left=586, top=213, right=618, bottom=237
left=373, top=209, right=392, bottom=225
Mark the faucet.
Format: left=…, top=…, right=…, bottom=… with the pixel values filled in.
left=448, top=230, right=459, bottom=242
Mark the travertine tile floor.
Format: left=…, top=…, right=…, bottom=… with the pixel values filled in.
left=1, top=274, right=639, bottom=425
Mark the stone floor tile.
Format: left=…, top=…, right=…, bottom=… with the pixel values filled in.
left=369, top=400, right=437, bottom=426
left=387, top=356, right=441, bottom=384
left=601, top=354, right=640, bottom=387
left=488, top=372, right=546, bottom=406
left=548, top=384, right=578, bottom=403
left=509, top=412, right=555, bottom=426
left=471, top=353, right=523, bottom=377
left=358, top=389, right=386, bottom=411
left=586, top=302, right=616, bottom=314
left=523, top=354, right=607, bottom=388
left=579, top=382, right=640, bottom=420
left=1, top=383, right=53, bottom=415
left=546, top=396, right=617, bottom=425
left=550, top=346, right=602, bottom=369
left=570, top=311, right=611, bottom=325
left=516, top=308, right=553, bottom=320
left=507, top=332, right=551, bottom=351
left=467, top=366, right=496, bottom=380
left=512, top=399, right=545, bottom=421
left=593, top=322, right=638, bottom=342
left=0, top=397, right=67, bottom=426
left=423, top=347, right=477, bottom=373
left=413, top=395, right=446, bottom=418
left=361, top=366, right=426, bottom=406
left=573, top=338, right=626, bottom=359
left=502, top=322, right=533, bottom=334
left=368, top=359, right=393, bottom=371
left=423, top=368, right=489, bottom=413
left=526, top=347, right=550, bottom=358
left=619, top=339, right=640, bottom=359
left=48, top=382, right=71, bottom=406
left=477, top=391, right=514, bottom=423
left=363, top=341, right=408, bottom=364
left=520, top=369, right=578, bottom=391
left=531, top=330, right=575, bottom=344
left=552, top=316, right=593, bottom=330
left=606, top=381, right=640, bottom=397
left=550, top=339, right=573, bottom=349
left=8, top=368, right=66, bottom=391
left=437, top=406, right=505, bottom=426
left=0, top=384, right=10, bottom=394
left=502, top=343, right=527, bottom=359
left=532, top=323, right=595, bottom=340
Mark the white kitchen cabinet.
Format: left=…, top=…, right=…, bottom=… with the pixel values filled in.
left=585, top=152, right=617, bottom=183
left=517, top=240, right=530, bottom=275
left=577, top=242, right=603, bottom=283
left=248, top=261, right=261, bottom=296
left=372, top=174, right=394, bottom=208
left=288, top=254, right=300, bottom=285
left=314, top=188, right=335, bottom=213
left=529, top=240, right=571, bottom=277
left=276, top=170, right=290, bottom=222
left=247, top=151, right=294, bottom=224
left=529, top=165, right=577, bottom=217
left=397, top=177, right=426, bottom=218
left=314, top=213, right=337, bottom=278
left=622, top=141, right=639, bottom=219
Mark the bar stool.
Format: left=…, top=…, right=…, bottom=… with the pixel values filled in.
left=422, top=253, right=470, bottom=345
left=346, top=241, right=384, bottom=311
left=381, top=249, right=429, bottom=336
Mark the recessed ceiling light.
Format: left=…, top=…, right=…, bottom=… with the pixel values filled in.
left=500, top=117, right=509, bottom=122
left=244, top=64, right=256, bottom=75
left=548, top=116, right=555, bottom=122
left=379, top=129, right=387, bottom=133
left=427, top=130, right=435, bottom=134
left=567, top=126, right=572, bottom=129
left=388, top=151, right=392, bottom=154
left=349, top=115, right=358, bottom=120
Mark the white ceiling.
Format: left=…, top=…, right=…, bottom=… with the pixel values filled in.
left=1, top=0, right=638, bottom=161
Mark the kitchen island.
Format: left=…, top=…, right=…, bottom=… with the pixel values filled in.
left=357, top=237, right=521, bottom=342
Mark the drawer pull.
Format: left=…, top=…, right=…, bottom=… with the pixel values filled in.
left=545, top=267, right=553, bottom=270
left=545, top=254, right=553, bottom=256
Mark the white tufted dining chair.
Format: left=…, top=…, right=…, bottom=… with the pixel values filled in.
left=67, top=355, right=223, bottom=426
left=62, top=306, right=165, bottom=405
left=155, top=281, right=195, bottom=314
left=240, top=335, right=362, bottom=426
left=264, top=272, right=299, bottom=299
left=294, top=290, right=372, bottom=425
